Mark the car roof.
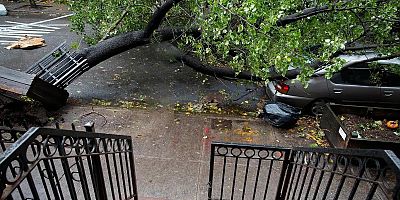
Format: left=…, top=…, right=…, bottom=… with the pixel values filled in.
left=338, top=53, right=400, bottom=65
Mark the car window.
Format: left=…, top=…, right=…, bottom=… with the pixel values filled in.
left=331, top=68, right=375, bottom=86
left=382, top=72, right=400, bottom=87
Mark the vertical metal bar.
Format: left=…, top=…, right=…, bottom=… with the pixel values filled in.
left=291, top=154, right=305, bottom=200
left=321, top=155, right=339, bottom=200
left=311, top=168, right=326, bottom=200
left=36, top=163, right=52, bottom=200
left=276, top=150, right=293, bottom=200
left=332, top=163, right=349, bottom=200
left=57, top=137, right=78, bottom=200
left=263, top=161, right=274, bottom=200
left=31, top=143, right=51, bottom=200
left=118, top=146, right=128, bottom=200
left=74, top=156, right=92, bottom=200
left=91, top=152, right=108, bottom=200
left=303, top=155, right=320, bottom=199
left=104, top=148, right=117, bottom=200
left=85, top=124, right=108, bottom=200
left=128, top=140, right=138, bottom=200
left=241, top=157, right=251, bottom=200
left=347, top=164, right=366, bottom=200
left=251, top=159, right=262, bottom=200
left=112, top=150, right=123, bottom=200
left=43, top=159, right=62, bottom=200
left=124, top=150, right=133, bottom=197
left=220, top=156, right=227, bottom=200
left=230, top=157, right=239, bottom=200
left=208, top=144, right=216, bottom=200
left=48, top=148, right=66, bottom=200
left=365, top=183, right=379, bottom=200
left=295, top=164, right=310, bottom=200
left=83, top=150, right=98, bottom=199
left=26, top=173, right=40, bottom=199
left=282, top=153, right=298, bottom=200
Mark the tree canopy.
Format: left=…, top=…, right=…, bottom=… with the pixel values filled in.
left=67, top=0, right=400, bottom=83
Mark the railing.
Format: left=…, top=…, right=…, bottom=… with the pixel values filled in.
left=0, top=124, right=138, bottom=200
left=284, top=147, right=400, bottom=200
left=208, top=142, right=400, bottom=200
left=2, top=126, right=400, bottom=200
left=208, top=142, right=292, bottom=200
left=0, top=126, right=26, bottom=154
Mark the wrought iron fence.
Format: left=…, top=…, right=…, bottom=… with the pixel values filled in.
left=0, top=124, right=138, bottom=200
left=0, top=126, right=27, bottom=154
left=208, top=142, right=400, bottom=200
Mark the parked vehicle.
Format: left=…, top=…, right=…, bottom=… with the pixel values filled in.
left=266, top=54, right=400, bottom=115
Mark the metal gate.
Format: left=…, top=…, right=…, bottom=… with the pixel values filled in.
left=208, top=142, right=400, bottom=200
left=0, top=124, right=138, bottom=200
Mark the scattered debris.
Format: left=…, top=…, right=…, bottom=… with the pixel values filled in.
left=279, top=116, right=328, bottom=147
left=0, top=95, right=60, bottom=128
left=91, top=99, right=112, bottom=106
left=233, top=122, right=259, bottom=136
left=0, top=4, right=7, bottom=16
left=6, top=36, right=46, bottom=49
left=173, top=101, right=258, bottom=116
left=340, top=114, right=400, bottom=142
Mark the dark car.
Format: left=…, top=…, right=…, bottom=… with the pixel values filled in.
left=266, top=54, right=400, bottom=114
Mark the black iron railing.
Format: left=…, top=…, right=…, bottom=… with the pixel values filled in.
left=208, top=142, right=400, bottom=200
left=0, top=126, right=26, bottom=154
left=0, top=124, right=138, bottom=200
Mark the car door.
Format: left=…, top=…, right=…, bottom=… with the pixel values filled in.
left=380, top=71, right=400, bottom=107
left=327, top=66, right=381, bottom=105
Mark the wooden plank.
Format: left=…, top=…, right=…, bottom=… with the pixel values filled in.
left=0, top=66, right=35, bottom=85
left=0, top=66, right=35, bottom=99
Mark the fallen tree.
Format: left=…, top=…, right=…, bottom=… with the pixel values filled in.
left=69, top=0, right=399, bottom=83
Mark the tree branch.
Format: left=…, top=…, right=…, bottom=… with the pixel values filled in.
left=276, top=4, right=377, bottom=26
left=277, top=5, right=330, bottom=26
left=143, top=0, right=183, bottom=38
left=100, top=8, right=130, bottom=42
left=176, top=53, right=263, bottom=81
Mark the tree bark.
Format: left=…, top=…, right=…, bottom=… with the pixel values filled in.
left=78, top=30, right=149, bottom=67
left=78, top=0, right=186, bottom=67
left=176, top=53, right=263, bottom=81
left=143, top=0, right=183, bottom=38
left=276, top=5, right=330, bottom=26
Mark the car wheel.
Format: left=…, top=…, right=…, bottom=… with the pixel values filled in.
left=309, top=100, right=326, bottom=116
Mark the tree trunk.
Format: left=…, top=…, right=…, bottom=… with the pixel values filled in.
left=78, top=31, right=149, bottom=67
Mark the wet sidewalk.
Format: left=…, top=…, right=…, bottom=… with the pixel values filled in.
left=57, top=105, right=313, bottom=200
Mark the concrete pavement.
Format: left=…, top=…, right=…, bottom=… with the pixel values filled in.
left=56, top=105, right=314, bottom=199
